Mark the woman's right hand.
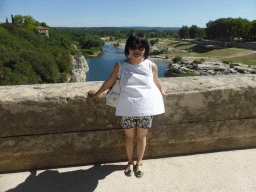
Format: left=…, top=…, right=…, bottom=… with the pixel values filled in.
left=88, top=89, right=98, bottom=99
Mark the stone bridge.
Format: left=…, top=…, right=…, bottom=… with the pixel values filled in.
left=1, top=75, right=256, bottom=173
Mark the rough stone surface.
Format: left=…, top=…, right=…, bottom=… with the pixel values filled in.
left=69, top=53, right=89, bottom=82
left=0, top=75, right=256, bottom=172
left=165, top=61, right=256, bottom=77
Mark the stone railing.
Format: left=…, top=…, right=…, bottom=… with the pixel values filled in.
left=1, top=75, right=256, bottom=173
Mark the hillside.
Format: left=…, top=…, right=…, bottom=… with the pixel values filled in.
left=0, top=23, right=77, bottom=86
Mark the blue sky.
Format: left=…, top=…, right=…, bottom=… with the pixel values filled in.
left=0, top=0, right=255, bottom=28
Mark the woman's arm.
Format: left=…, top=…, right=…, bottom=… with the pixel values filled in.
left=88, top=62, right=119, bottom=99
left=152, top=62, right=168, bottom=96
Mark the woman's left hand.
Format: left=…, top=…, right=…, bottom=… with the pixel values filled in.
left=88, top=89, right=98, bottom=99
left=161, top=87, right=168, bottom=96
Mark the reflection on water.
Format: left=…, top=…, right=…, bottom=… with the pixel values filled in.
left=86, top=43, right=169, bottom=81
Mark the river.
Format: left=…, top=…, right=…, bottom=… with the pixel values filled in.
left=86, top=43, right=170, bottom=81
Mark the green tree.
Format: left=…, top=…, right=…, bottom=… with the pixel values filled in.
left=14, top=15, right=40, bottom=33
left=248, top=20, right=256, bottom=42
left=232, top=18, right=250, bottom=41
left=189, top=25, right=200, bottom=39
left=178, top=26, right=189, bottom=39
left=11, top=15, right=14, bottom=24
left=197, top=28, right=206, bottom=39
left=40, top=22, right=48, bottom=27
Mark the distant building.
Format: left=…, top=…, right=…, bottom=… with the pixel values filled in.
left=39, top=26, right=49, bottom=37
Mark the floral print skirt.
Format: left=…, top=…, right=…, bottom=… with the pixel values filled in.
left=121, top=116, right=153, bottom=129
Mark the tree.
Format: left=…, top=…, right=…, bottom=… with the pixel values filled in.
left=189, top=25, right=200, bottom=39
left=248, top=20, right=256, bottom=42
left=178, top=26, right=189, bottom=39
left=40, top=22, right=47, bottom=27
left=197, top=28, right=206, bottom=39
left=13, top=15, right=24, bottom=25
left=11, top=15, right=14, bottom=24
left=14, top=15, right=40, bottom=33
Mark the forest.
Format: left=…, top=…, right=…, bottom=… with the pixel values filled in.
left=178, top=17, right=256, bottom=42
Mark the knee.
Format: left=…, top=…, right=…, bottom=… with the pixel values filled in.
left=137, top=134, right=146, bottom=141
left=125, top=135, right=134, bottom=140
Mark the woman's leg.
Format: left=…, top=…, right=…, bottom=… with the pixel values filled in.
left=124, top=126, right=136, bottom=173
left=135, top=126, right=148, bottom=177
left=136, top=126, right=148, bottom=164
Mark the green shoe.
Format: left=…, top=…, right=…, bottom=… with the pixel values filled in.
left=124, top=162, right=134, bottom=177
left=135, top=164, right=144, bottom=178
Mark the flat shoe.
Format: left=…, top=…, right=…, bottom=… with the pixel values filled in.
left=124, top=162, right=134, bottom=177
left=135, top=164, right=144, bottom=178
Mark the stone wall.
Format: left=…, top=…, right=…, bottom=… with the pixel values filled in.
left=1, top=75, right=256, bottom=173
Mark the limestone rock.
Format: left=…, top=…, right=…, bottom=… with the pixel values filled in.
left=165, top=61, right=256, bottom=77
left=69, top=53, right=89, bottom=82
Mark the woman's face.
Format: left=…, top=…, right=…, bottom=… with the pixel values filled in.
left=129, top=43, right=145, bottom=59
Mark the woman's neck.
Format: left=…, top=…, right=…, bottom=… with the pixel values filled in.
left=128, top=58, right=145, bottom=65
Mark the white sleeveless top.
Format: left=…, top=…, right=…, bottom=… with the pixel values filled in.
left=115, top=59, right=165, bottom=116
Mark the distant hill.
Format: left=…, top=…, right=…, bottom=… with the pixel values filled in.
left=54, top=26, right=181, bottom=31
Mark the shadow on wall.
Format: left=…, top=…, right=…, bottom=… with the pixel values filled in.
left=6, top=164, right=124, bottom=192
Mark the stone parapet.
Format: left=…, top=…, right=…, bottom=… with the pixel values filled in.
left=1, top=75, right=256, bottom=172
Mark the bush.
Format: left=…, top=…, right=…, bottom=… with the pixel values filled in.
left=113, top=42, right=120, bottom=48
left=19, top=49, right=58, bottom=83
left=222, top=59, right=234, bottom=64
left=172, top=56, right=182, bottom=63
left=187, top=49, right=193, bottom=53
left=236, top=69, right=245, bottom=73
left=70, top=48, right=77, bottom=55
left=230, top=64, right=239, bottom=68
left=175, top=72, right=200, bottom=77
left=193, top=59, right=202, bottom=64
left=150, top=39, right=159, bottom=46
left=251, top=71, right=256, bottom=74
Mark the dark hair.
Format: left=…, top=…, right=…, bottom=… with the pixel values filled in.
left=124, top=32, right=150, bottom=59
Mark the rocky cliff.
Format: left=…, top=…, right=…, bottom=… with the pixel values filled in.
left=69, top=53, right=89, bottom=82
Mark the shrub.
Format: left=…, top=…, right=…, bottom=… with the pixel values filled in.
left=58, top=72, right=69, bottom=83
left=200, top=58, right=205, bottom=62
left=230, top=64, right=239, bottom=68
left=251, top=71, right=256, bottom=74
left=113, top=42, right=119, bottom=48
left=175, top=72, right=200, bottom=77
left=193, top=59, right=202, bottom=64
left=236, top=69, right=245, bottom=73
left=19, top=49, right=58, bottom=83
left=172, top=56, right=182, bottom=63
left=187, top=49, right=193, bottom=53
left=150, top=39, right=159, bottom=46
left=222, top=59, right=234, bottom=64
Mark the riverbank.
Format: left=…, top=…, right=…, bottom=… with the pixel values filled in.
left=106, top=38, right=256, bottom=66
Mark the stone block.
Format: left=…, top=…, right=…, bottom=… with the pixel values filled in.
left=1, top=75, right=256, bottom=172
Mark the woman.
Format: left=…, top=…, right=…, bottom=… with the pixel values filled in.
left=88, top=32, right=167, bottom=178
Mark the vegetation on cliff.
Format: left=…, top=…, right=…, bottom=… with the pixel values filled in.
left=0, top=15, right=105, bottom=86
left=0, top=18, right=78, bottom=85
